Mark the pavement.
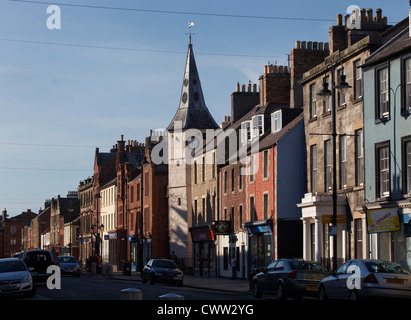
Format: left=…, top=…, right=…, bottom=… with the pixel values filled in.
left=89, top=270, right=251, bottom=295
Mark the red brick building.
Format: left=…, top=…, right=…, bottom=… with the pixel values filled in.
left=127, top=134, right=169, bottom=271
left=1, top=209, right=37, bottom=257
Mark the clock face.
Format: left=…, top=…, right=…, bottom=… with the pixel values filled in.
left=187, top=136, right=199, bottom=149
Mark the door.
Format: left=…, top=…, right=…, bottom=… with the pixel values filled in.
left=326, top=261, right=351, bottom=299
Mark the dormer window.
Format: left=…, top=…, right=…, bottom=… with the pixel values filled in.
left=252, top=115, right=264, bottom=138
left=271, top=110, right=282, bottom=133
left=241, top=120, right=251, bottom=144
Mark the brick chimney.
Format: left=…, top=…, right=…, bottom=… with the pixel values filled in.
left=259, top=65, right=290, bottom=105
left=231, top=81, right=259, bottom=122
left=290, top=41, right=329, bottom=108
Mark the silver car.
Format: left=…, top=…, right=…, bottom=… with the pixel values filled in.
left=58, top=256, right=81, bottom=277
left=0, top=258, right=36, bottom=297
left=319, top=259, right=411, bottom=300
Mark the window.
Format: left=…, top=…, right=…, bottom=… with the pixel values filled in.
left=310, top=83, right=316, bottom=118
left=263, top=150, right=269, bottom=179
left=337, top=68, right=346, bottom=106
left=202, top=156, right=205, bottom=182
left=224, top=170, right=227, bottom=193
left=252, top=115, right=264, bottom=138
left=239, top=167, right=243, bottom=190
left=354, top=219, right=363, bottom=259
left=194, top=160, right=197, bottom=184
left=323, top=76, right=331, bottom=113
left=310, top=145, right=317, bottom=194
left=355, top=129, right=364, bottom=186
left=241, top=121, right=252, bottom=143
left=340, top=135, right=347, bottom=189
left=231, top=168, right=235, bottom=192
left=403, top=57, right=411, bottom=113
left=263, top=193, right=269, bottom=220
left=377, top=67, right=389, bottom=118
left=376, top=143, right=390, bottom=198
left=324, top=140, right=332, bottom=191
left=354, top=60, right=362, bottom=99
left=250, top=196, right=255, bottom=221
left=271, top=110, right=282, bottom=132
left=249, top=154, right=255, bottom=183
left=239, top=205, right=243, bottom=228
left=403, top=138, right=411, bottom=194
left=202, top=198, right=206, bottom=224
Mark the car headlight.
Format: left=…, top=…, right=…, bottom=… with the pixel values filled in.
left=22, top=274, right=32, bottom=283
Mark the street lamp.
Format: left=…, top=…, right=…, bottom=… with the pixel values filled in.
left=91, top=223, right=104, bottom=257
left=317, top=64, right=351, bottom=271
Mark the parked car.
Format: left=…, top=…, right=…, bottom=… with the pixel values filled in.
left=251, top=259, right=329, bottom=300
left=318, top=259, right=411, bottom=300
left=141, top=259, right=183, bottom=286
left=20, top=249, right=58, bottom=283
left=58, top=256, right=81, bottom=277
left=0, top=258, right=36, bottom=297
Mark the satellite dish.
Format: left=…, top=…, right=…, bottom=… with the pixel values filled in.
left=188, top=22, right=194, bottom=28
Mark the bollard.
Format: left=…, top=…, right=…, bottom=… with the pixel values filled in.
left=91, top=262, right=96, bottom=274
left=121, top=288, right=143, bottom=300
left=101, top=264, right=106, bottom=277
left=158, top=293, right=184, bottom=300
left=107, top=264, right=113, bottom=278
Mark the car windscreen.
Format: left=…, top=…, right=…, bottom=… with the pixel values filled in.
left=152, top=260, right=177, bottom=269
left=0, top=260, right=27, bottom=273
left=58, top=256, right=77, bottom=263
left=365, top=261, right=410, bottom=274
left=289, top=260, right=327, bottom=272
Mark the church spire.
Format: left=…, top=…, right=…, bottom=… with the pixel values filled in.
left=167, top=25, right=218, bottom=132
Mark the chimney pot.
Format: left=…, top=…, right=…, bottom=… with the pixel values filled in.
left=367, top=9, right=373, bottom=22
left=236, top=82, right=240, bottom=92
left=295, top=40, right=301, bottom=49
left=337, top=14, right=342, bottom=26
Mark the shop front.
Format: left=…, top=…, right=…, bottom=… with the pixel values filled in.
left=245, top=219, right=273, bottom=278
left=366, top=203, right=411, bottom=272
left=190, top=225, right=216, bottom=277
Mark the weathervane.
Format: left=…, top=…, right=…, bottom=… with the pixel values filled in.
left=188, top=22, right=194, bottom=44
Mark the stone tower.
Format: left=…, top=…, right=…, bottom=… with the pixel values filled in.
left=167, top=39, right=218, bottom=269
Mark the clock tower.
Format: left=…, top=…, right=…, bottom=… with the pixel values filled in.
left=167, top=36, right=218, bottom=269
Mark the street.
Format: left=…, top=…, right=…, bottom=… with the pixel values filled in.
left=25, top=275, right=259, bottom=301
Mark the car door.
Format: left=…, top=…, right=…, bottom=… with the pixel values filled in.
left=272, top=260, right=285, bottom=292
left=260, top=261, right=277, bottom=293
left=325, top=261, right=351, bottom=299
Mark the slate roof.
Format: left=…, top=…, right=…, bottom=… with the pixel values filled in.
left=167, top=44, right=219, bottom=131
left=364, top=19, right=411, bottom=67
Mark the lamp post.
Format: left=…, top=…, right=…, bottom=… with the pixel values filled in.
left=317, top=62, right=351, bottom=271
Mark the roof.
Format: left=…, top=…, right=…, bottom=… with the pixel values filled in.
left=167, top=44, right=219, bottom=131
left=363, top=24, right=411, bottom=68
left=258, top=112, right=304, bottom=151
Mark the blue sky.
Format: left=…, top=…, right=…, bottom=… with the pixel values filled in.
left=0, top=0, right=409, bottom=217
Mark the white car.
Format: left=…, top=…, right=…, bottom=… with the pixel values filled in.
left=319, top=259, right=411, bottom=300
left=0, top=258, right=36, bottom=297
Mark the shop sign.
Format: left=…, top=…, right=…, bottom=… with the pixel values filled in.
left=366, top=207, right=400, bottom=234
left=213, top=221, right=231, bottom=235
left=192, top=230, right=214, bottom=242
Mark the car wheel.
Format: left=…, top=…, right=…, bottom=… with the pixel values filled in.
left=276, top=283, right=287, bottom=301
left=252, top=281, right=262, bottom=298
left=318, top=285, right=327, bottom=301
